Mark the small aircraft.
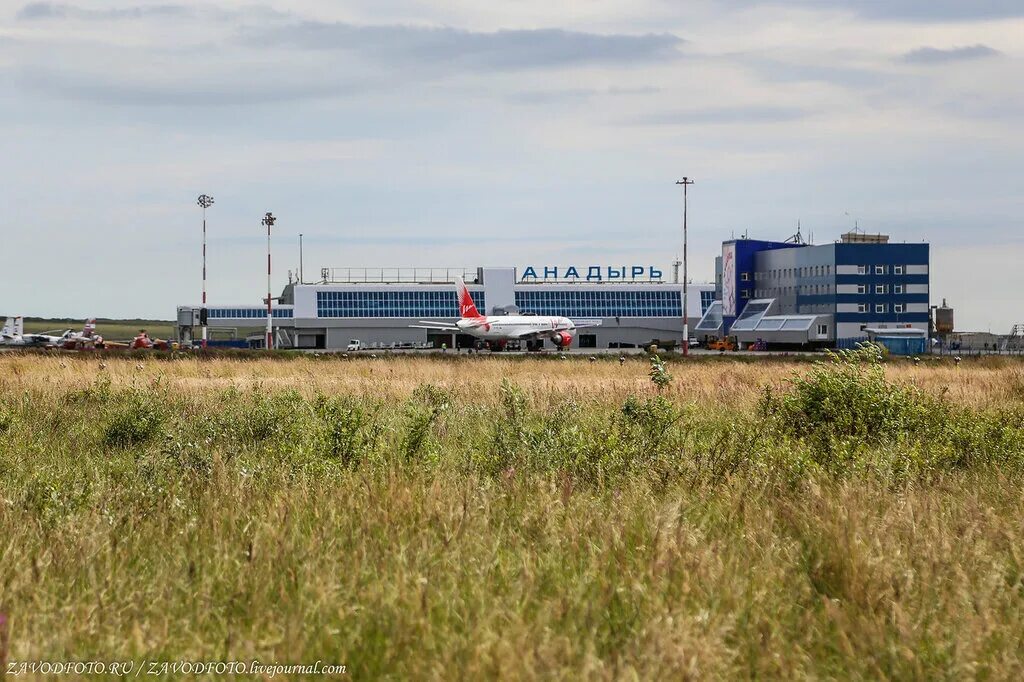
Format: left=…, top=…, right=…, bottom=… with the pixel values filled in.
left=0, top=316, right=71, bottom=347
left=58, top=318, right=105, bottom=350
left=411, top=277, right=600, bottom=349
left=0, top=316, right=21, bottom=342
left=130, top=329, right=172, bottom=351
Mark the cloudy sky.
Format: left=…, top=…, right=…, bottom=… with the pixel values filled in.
left=1, top=1, right=1021, bottom=330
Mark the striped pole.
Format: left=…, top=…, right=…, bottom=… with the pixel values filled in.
left=675, top=178, right=694, bottom=357
left=262, top=212, right=276, bottom=350
left=197, top=194, right=214, bottom=348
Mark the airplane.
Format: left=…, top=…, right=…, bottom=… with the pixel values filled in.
left=58, top=318, right=109, bottom=350
left=0, top=316, right=70, bottom=347
left=130, top=329, right=172, bottom=351
left=0, top=316, right=20, bottom=341
left=410, top=276, right=600, bottom=350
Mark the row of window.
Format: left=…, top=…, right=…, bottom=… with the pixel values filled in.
left=748, top=264, right=916, bottom=281
left=748, top=265, right=833, bottom=281
left=751, top=283, right=913, bottom=298
left=752, top=285, right=835, bottom=298
left=856, top=265, right=908, bottom=275
left=515, top=290, right=685, bottom=318
left=207, top=308, right=293, bottom=319
left=316, top=291, right=485, bottom=318
left=857, top=284, right=907, bottom=295
left=858, top=304, right=908, bottom=314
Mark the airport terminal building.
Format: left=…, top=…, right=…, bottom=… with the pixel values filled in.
left=698, top=232, right=930, bottom=350
left=177, top=265, right=716, bottom=351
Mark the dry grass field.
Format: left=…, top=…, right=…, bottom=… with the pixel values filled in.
left=3, top=351, right=1022, bottom=407
left=1, top=350, right=1024, bottom=679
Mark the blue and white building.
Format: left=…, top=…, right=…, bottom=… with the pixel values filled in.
left=700, top=232, right=930, bottom=348
left=177, top=266, right=716, bottom=350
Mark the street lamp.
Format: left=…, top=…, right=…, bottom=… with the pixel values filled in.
left=676, top=177, right=694, bottom=357
left=197, top=194, right=214, bottom=348
left=262, top=212, right=276, bottom=350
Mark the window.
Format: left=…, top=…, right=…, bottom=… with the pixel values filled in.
left=875, top=284, right=887, bottom=294
left=817, top=324, right=828, bottom=336
left=317, top=290, right=484, bottom=318
left=700, top=290, right=715, bottom=314
left=894, top=284, right=904, bottom=294
left=857, top=265, right=867, bottom=275
left=894, top=304, right=905, bottom=313
left=875, top=304, right=886, bottom=314
left=875, top=265, right=886, bottom=275
left=857, top=303, right=868, bottom=313
left=740, top=272, right=750, bottom=282
left=860, top=324, right=868, bottom=332
left=857, top=284, right=867, bottom=295
left=894, top=265, right=904, bottom=275
left=741, top=290, right=751, bottom=299
left=507, top=289, right=682, bottom=318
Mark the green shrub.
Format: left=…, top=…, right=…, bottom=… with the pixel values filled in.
left=484, top=380, right=529, bottom=474
left=235, top=389, right=304, bottom=442
left=401, top=384, right=451, bottom=462
left=762, top=343, right=936, bottom=446
left=0, top=405, right=12, bottom=435
left=315, top=395, right=369, bottom=466
left=648, top=354, right=672, bottom=391
left=104, top=395, right=164, bottom=448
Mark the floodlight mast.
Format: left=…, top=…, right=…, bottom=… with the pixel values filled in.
left=262, top=212, right=276, bottom=350
left=676, top=177, right=694, bottom=357
left=197, top=194, right=214, bottom=348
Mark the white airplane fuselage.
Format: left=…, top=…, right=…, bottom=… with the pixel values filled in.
left=456, top=315, right=575, bottom=341
left=0, top=333, right=67, bottom=347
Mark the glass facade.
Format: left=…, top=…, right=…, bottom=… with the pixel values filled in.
left=317, top=290, right=485, bottom=318
left=700, top=290, right=715, bottom=315
left=515, top=289, right=682, bottom=318
left=208, top=307, right=293, bottom=319
left=696, top=301, right=723, bottom=332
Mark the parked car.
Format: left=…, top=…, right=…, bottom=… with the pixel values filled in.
left=346, top=339, right=362, bottom=351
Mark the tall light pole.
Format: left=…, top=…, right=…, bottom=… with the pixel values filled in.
left=197, top=194, right=214, bottom=348
left=299, top=233, right=304, bottom=285
left=262, top=212, right=276, bottom=350
left=676, top=177, right=694, bottom=357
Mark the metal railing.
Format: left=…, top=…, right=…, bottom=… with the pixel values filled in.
left=318, top=267, right=479, bottom=284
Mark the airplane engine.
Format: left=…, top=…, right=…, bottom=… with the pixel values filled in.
left=553, top=331, right=573, bottom=348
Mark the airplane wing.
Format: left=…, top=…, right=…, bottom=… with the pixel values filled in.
left=409, top=322, right=459, bottom=331
left=508, top=330, right=549, bottom=340
left=511, top=320, right=604, bottom=339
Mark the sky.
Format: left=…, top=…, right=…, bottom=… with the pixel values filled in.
left=1, top=1, right=1021, bottom=331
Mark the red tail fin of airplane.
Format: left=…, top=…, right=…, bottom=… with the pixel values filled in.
left=83, top=318, right=96, bottom=336
left=455, top=276, right=482, bottom=319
